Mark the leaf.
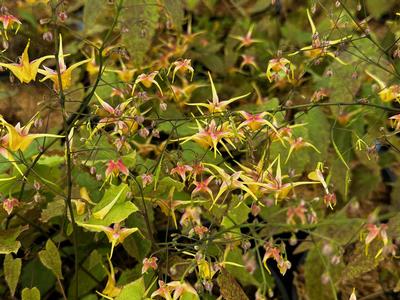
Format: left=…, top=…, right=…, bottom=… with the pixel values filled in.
left=38, top=239, right=63, bottom=279
left=83, top=0, right=115, bottom=35
left=40, top=198, right=65, bottom=223
left=0, top=225, right=29, bottom=254
left=121, top=0, right=160, bottom=66
left=116, top=277, right=145, bottom=300
left=340, top=240, right=384, bottom=283
left=4, top=254, right=22, bottom=297
left=163, top=0, right=184, bottom=31
left=21, top=287, right=41, bottom=300
left=217, top=268, right=249, bottom=300
left=67, top=251, right=107, bottom=299
left=93, top=183, right=128, bottom=219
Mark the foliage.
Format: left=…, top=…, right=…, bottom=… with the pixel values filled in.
left=0, top=0, right=399, bottom=299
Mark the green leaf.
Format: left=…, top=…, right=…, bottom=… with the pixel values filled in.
left=93, top=183, right=129, bottom=219
left=40, top=198, right=65, bottom=223
left=163, top=0, right=184, bottom=31
left=38, top=240, right=63, bottom=279
left=4, top=254, right=22, bottom=297
left=83, top=0, right=115, bottom=35
left=116, top=277, right=146, bottom=300
left=121, top=0, right=160, bottom=66
left=0, top=225, right=29, bottom=254
left=21, top=287, right=41, bottom=300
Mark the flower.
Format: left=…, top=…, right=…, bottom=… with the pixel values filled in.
left=364, top=223, right=388, bottom=256
left=106, top=59, right=136, bottom=83
left=179, top=119, right=241, bottom=157
left=0, top=116, right=62, bottom=155
left=132, top=71, right=163, bottom=95
left=262, top=242, right=291, bottom=275
left=231, top=24, right=263, bottom=48
left=38, top=34, right=91, bottom=90
left=192, top=176, right=214, bottom=200
left=266, top=57, right=295, bottom=83
left=141, top=173, right=153, bottom=187
left=77, top=222, right=139, bottom=258
left=240, top=54, right=258, bottom=70
left=389, top=114, right=400, bottom=131
left=170, top=163, right=193, bottom=181
left=0, top=14, right=22, bottom=39
left=308, top=162, right=329, bottom=194
left=105, top=159, right=129, bottom=178
left=238, top=111, right=278, bottom=132
left=186, top=72, right=249, bottom=113
left=151, top=280, right=198, bottom=300
left=0, top=40, right=54, bottom=83
left=142, top=256, right=158, bottom=274
left=284, top=136, right=320, bottom=163
left=3, top=197, right=20, bottom=215
left=289, top=9, right=351, bottom=65
left=169, top=59, right=194, bottom=82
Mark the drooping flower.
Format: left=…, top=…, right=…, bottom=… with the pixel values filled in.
left=142, top=257, right=158, bottom=274
left=262, top=242, right=291, bottom=275
left=0, top=40, right=54, bottom=83
left=132, top=71, right=163, bottom=95
left=364, top=223, right=388, bottom=256
left=170, top=163, right=193, bottom=182
left=389, top=114, right=400, bottom=131
left=105, top=159, right=129, bottom=178
left=284, top=136, right=320, bottom=163
left=38, top=34, right=91, bottom=90
left=0, top=14, right=22, bottom=39
left=168, top=59, right=194, bottom=82
left=3, top=197, right=20, bottom=215
left=266, top=57, right=295, bottom=83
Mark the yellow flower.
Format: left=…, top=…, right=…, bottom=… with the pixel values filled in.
left=0, top=40, right=53, bottom=83
left=266, top=57, right=295, bottom=83
left=0, top=116, right=62, bottom=153
left=38, top=34, right=91, bottom=90
left=186, top=72, right=249, bottom=113
left=131, top=71, right=163, bottom=95
left=289, top=9, right=351, bottom=65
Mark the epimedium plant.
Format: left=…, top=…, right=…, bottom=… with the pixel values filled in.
left=0, top=0, right=399, bottom=300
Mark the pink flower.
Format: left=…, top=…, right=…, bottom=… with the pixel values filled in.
left=105, top=159, right=129, bottom=177
left=3, top=197, right=19, bottom=215
left=142, top=256, right=158, bottom=274
left=170, top=163, right=192, bottom=181
left=141, top=173, right=153, bottom=187
left=192, top=176, right=214, bottom=199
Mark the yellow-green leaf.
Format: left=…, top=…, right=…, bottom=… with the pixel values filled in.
left=4, top=254, right=21, bottom=297
left=21, top=287, right=40, bottom=300
left=38, top=240, right=63, bottom=279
